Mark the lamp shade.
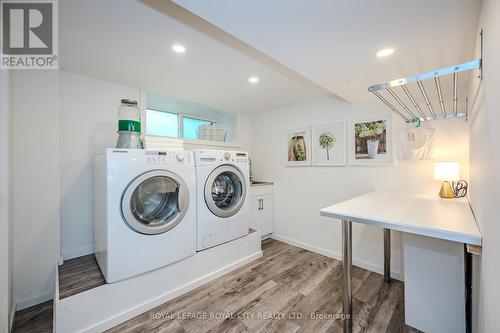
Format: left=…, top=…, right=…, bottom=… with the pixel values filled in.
left=434, top=162, right=460, bottom=181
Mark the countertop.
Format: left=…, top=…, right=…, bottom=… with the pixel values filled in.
left=250, top=181, right=274, bottom=187
left=320, top=190, right=481, bottom=245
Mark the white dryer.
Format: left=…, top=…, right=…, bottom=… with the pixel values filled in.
left=94, top=149, right=196, bottom=283
left=193, top=150, right=250, bottom=251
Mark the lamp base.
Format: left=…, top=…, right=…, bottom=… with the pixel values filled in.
left=439, top=181, right=454, bottom=199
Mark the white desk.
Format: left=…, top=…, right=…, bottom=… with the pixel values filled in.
left=320, top=190, right=481, bottom=333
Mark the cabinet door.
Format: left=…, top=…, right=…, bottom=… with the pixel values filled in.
left=250, top=197, right=262, bottom=231
left=259, top=194, right=273, bottom=236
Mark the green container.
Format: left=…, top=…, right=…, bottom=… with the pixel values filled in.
left=118, top=119, right=141, bottom=132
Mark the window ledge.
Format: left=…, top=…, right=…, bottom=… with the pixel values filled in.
left=145, top=135, right=242, bottom=150
left=183, top=139, right=241, bottom=149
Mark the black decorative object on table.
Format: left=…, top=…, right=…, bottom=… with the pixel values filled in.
left=453, top=180, right=468, bottom=198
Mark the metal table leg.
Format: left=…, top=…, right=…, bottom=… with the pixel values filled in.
left=384, top=228, right=391, bottom=283
left=342, top=220, right=352, bottom=333
left=465, top=245, right=472, bottom=333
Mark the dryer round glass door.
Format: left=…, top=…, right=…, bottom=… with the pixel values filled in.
left=205, top=165, right=247, bottom=218
left=121, top=170, right=190, bottom=235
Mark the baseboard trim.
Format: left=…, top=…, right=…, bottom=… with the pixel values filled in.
left=15, top=292, right=53, bottom=311
left=8, top=303, right=16, bottom=332
left=80, top=251, right=262, bottom=333
left=62, top=245, right=94, bottom=261
left=261, top=233, right=273, bottom=241
left=271, top=234, right=403, bottom=281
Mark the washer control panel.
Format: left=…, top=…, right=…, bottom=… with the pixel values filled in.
left=145, top=150, right=190, bottom=166
left=106, top=149, right=193, bottom=174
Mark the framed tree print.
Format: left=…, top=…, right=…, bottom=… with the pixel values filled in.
left=349, top=114, right=393, bottom=165
left=311, top=121, right=346, bottom=166
left=284, top=127, right=311, bottom=166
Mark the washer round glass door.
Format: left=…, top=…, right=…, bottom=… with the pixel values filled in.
left=205, top=165, right=247, bottom=218
left=121, top=170, right=190, bottom=235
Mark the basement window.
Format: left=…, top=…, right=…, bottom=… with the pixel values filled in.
left=146, top=109, right=179, bottom=137
left=146, top=109, right=216, bottom=140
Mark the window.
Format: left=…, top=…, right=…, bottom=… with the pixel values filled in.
left=146, top=109, right=216, bottom=140
left=183, top=116, right=212, bottom=140
left=146, top=109, right=179, bottom=137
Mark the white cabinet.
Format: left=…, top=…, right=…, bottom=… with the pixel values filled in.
left=403, top=233, right=465, bottom=333
left=249, top=184, right=273, bottom=238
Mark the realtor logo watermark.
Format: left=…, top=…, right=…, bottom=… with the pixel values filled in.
left=1, top=0, right=58, bottom=69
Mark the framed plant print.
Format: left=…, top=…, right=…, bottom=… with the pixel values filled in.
left=284, top=127, right=311, bottom=166
left=311, top=121, right=346, bottom=166
left=349, top=114, right=393, bottom=165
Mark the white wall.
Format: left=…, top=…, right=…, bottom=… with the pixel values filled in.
left=147, top=92, right=238, bottom=142
left=0, top=69, right=12, bottom=332
left=9, top=70, right=131, bottom=308
left=236, top=112, right=253, bottom=152
left=60, top=71, right=140, bottom=259
left=250, top=97, right=468, bottom=278
left=468, top=0, right=500, bottom=331
left=10, top=71, right=60, bottom=309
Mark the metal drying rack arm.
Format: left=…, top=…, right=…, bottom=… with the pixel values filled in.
left=368, top=59, right=480, bottom=122
left=368, top=30, right=483, bottom=123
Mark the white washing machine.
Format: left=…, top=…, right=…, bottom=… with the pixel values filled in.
left=193, top=150, right=250, bottom=251
left=94, top=149, right=196, bottom=283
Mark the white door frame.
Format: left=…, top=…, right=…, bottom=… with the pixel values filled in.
left=0, top=69, right=12, bottom=333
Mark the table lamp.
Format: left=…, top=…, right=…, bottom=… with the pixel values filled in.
left=434, top=162, right=460, bottom=198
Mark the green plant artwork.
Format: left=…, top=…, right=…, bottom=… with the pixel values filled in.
left=355, top=121, right=385, bottom=141
left=292, top=138, right=306, bottom=161
left=319, top=132, right=336, bottom=160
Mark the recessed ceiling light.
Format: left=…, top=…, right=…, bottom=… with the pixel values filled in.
left=172, top=44, right=186, bottom=53
left=376, top=48, right=395, bottom=58
left=248, top=76, right=259, bottom=84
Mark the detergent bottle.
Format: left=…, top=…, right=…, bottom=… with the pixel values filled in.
left=116, top=99, right=143, bottom=149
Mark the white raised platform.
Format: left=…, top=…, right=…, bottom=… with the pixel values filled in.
left=54, top=230, right=262, bottom=333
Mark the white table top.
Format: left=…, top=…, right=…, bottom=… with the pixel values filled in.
left=320, top=190, right=482, bottom=245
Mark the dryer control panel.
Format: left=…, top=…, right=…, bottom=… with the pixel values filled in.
left=232, top=152, right=249, bottom=164
left=193, top=150, right=249, bottom=166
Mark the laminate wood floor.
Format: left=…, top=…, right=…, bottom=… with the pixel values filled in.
left=58, top=254, right=106, bottom=299
left=12, top=240, right=422, bottom=333
left=108, top=239, right=418, bottom=333
left=12, top=301, right=53, bottom=333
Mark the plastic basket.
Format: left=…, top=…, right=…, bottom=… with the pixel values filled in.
left=197, top=123, right=226, bottom=142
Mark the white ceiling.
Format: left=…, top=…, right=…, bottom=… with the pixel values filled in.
left=59, top=0, right=329, bottom=114
left=60, top=0, right=482, bottom=114
left=173, top=0, right=482, bottom=102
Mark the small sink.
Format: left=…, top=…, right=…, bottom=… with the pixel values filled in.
left=250, top=180, right=274, bottom=186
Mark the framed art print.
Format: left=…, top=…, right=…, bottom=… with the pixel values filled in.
left=284, top=127, right=311, bottom=166
left=349, top=114, right=393, bottom=165
left=311, top=121, right=346, bottom=166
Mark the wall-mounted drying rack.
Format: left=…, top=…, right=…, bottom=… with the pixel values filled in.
left=368, top=60, right=480, bottom=122
left=368, top=31, right=483, bottom=123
